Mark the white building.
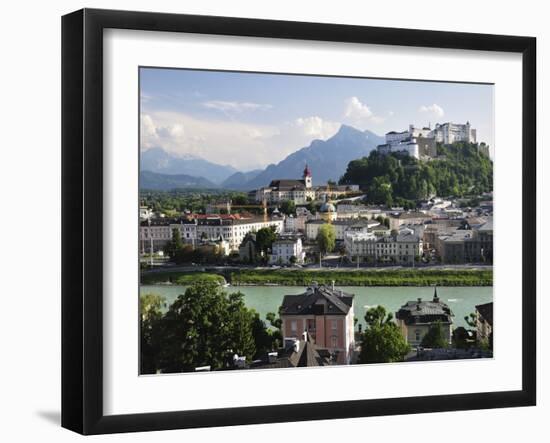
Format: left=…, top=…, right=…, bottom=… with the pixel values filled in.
left=378, top=121, right=477, bottom=159
left=408, top=124, right=432, bottom=138
left=344, top=227, right=423, bottom=264
left=255, top=165, right=315, bottom=205
left=269, top=237, right=305, bottom=264
left=344, top=231, right=378, bottom=262
left=196, top=216, right=284, bottom=252
left=139, top=218, right=198, bottom=253
left=284, top=214, right=309, bottom=233
left=140, top=215, right=284, bottom=254
left=305, top=219, right=380, bottom=241
left=431, top=122, right=476, bottom=144
left=254, top=165, right=359, bottom=205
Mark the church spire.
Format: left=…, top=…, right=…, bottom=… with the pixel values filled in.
left=303, top=163, right=312, bottom=178
left=433, top=286, right=440, bottom=303
left=303, top=163, right=312, bottom=189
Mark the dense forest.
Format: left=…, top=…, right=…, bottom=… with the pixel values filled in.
left=339, top=142, right=493, bottom=208
left=140, top=189, right=250, bottom=215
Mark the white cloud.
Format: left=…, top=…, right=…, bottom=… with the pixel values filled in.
left=140, top=111, right=342, bottom=170
left=202, top=100, right=272, bottom=113
left=293, top=116, right=340, bottom=140
left=419, top=103, right=445, bottom=117
left=141, top=111, right=282, bottom=169
left=345, top=96, right=373, bottom=119
left=343, top=96, right=385, bottom=129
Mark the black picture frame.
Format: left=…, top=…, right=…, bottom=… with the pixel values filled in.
left=62, top=8, right=536, bottom=435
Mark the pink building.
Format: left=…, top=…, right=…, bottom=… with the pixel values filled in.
left=279, top=284, right=355, bottom=365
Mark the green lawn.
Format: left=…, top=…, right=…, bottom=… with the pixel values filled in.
left=140, top=272, right=226, bottom=286
left=230, top=268, right=492, bottom=287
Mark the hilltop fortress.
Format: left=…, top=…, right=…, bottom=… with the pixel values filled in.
left=377, top=122, right=487, bottom=160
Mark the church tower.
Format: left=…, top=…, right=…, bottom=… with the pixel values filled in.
left=303, top=164, right=312, bottom=189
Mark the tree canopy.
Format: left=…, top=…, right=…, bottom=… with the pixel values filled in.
left=163, top=227, right=184, bottom=259
left=280, top=200, right=296, bottom=216
left=143, top=283, right=263, bottom=373
left=420, top=321, right=449, bottom=348
left=255, top=226, right=278, bottom=256
left=359, top=305, right=410, bottom=364
left=140, top=293, right=166, bottom=374
left=339, top=143, right=493, bottom=207
left=317, top=223, right=336, bottom=255
left=140, top=283, right=281, bottom=374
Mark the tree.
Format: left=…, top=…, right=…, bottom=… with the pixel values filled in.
left=280, top=200, right=296, bottom=215
left=164, top=227, right=184, bottom=260
left=464, top=312, right=477, bottom=328
left=256, top=226, right=277, bottom=256
left=266, top=312, right=282, bottom=330
left=369, top=176, right=393, bottom=206
left=364, top=305, right=394, bottom=327
left=317, top=224, right=336, bottom=256
left=359, top=306, right=410, bottom=364
left=339, top=143, right=493, bottom=205
left=232, top=194, right=248, bottom=206
left=140, top=293, right=166, bottom=374
left=306, top=201, right=317, bottom=214
left=157, top=283, right=260, bottom=373
left=421, top=321, right=449, bottom=348
left=265, top=312, right=283, bottom=350
left=452, top=326, right=471, bottom=350
left=289, top=255, right=297, bottom=265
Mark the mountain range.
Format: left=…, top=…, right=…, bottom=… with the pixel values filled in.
left=241, top=125, right=383, bottom=190
left=140, top=148, right=237, bottom=184
left=140, top=170, right=217, bottom=190
left=139, top=125, right=384, bottom=191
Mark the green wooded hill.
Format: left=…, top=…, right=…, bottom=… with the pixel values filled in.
left=339, top=142, right=493, bottom=208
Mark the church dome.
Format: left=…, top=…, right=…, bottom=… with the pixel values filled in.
left=320, top=202, right=336, bottom=213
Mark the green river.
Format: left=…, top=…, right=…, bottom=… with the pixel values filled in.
left=140, top=285, right=493, bottom=330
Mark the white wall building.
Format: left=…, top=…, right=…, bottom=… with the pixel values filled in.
left=284, top=214, right=308, bottom=233
left=197, top=216, right=284, bottom=252
left=269, top=237, right=305, bottom=264
left=139, top=218, right=197, bottom=253
left=344, top=228, right=423, bottom=264
left=305, top=219, right=380, bottom=241
left=409, top=124, right=432, bottom=138
left=431, top=122, right=476, bottom=144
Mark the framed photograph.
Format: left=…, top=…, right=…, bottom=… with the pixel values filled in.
left=62, top=8, right=536, bottom=435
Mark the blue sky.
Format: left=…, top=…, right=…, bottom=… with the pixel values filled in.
left=140, top=67, right=494, bottom=170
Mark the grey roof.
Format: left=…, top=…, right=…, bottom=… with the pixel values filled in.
left=269, top=179, right=306, bottom=190
left=396, top=289, right=453, bottom=325
left=307, top=219, right=376, bottom=227
left=140, top=217, right=196, bottom=227
left=252, top=334, right=332, bottom=369
left=476, top=302, right=493, bottom=326
left=477, top=218, right=493, bottom=232
left=395, top=231, right=421, bottom=242
left=394, top=212, right=428, bottom=220
left=280, top=285, right=354, bottom=316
